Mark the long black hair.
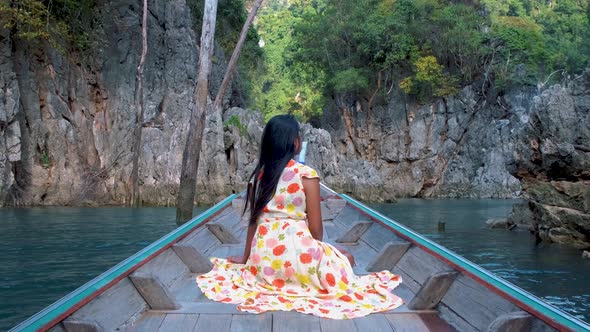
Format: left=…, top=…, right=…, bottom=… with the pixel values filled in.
left=244, top=114, right=301, bottom=225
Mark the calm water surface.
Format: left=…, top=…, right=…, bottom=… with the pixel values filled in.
left=0, top=206, right=206, bottom=331
left=1, top=200, right=589, bottom=330
left=370, top=199, right=590, bottom=323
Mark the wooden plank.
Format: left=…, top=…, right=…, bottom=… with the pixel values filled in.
left=361, top=222, right=403, bottom=251
left=47, top=323, right=67, bottom=332
left=207, top=223, right=240, bottom=244
left=134, top=248, right=190, bottom=288
left=408, top=271, right=459, bottom=310
left=70, top=278, right=148, bottom=332
left=170, top=276, right=206, bottom=302
left=319, top=317, right=359, bottom=332
left=172, top=243, right=213, bottom=273
left=437, top=303, right=478, bottom=332
left=321, top=198, right=347, bottom=220
left=323, top=222, right=340, bottom=241
left=353, top=314, right=394, bottom=331
left=63, top=318, right=103, bottom=332
left=272, top=312, right=320, bottom=332
left=336, top=221, right=373, bottom=244
left=130, top=313, right=166, bottom=331
left=333, top=206, right=364, bottom=225
left=229, top=313, right=272, bottom=332
left=153, top=302, right=241, bottom=314
left=395, top=246, right=450, bottom=285
left=334, top=240, right=378, bottom=275
left=181, top=226, right=221, bottom=254
left=488, top=311, right=533, bottom=332
left=391, top=267, right=421, bottom=294
left=193, top=313, right=232, bottom=332
left=384, top=313, right=430, bottom=332
left=231, top=198, right=246, bottom=214
left=366, top=242, right=411, bottom=272
left=440, top=274, right=519, bottom=331
left=419, top=313, right=456, bottom=332
left=129, top=272, right=180, bottom=310
left=158, top=314, right=199, bottom=332
left=208, top=244, right=243, bottom=259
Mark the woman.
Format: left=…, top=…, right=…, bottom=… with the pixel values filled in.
left=197, top=114, right=403, bottom=319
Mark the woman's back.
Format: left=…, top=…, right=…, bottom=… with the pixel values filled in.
left=259, top=159, right=319, bottom=221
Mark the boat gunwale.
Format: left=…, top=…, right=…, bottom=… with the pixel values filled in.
left=326, top=185, right=590, bottom=332
left=10, top=194, right=237, bottom=332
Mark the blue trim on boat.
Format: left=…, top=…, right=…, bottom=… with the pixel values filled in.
left=10, top=194, right=236, bottom=332
left=337, top=192, right=590, bottom=331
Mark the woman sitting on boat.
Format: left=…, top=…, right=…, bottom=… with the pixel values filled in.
left=197, top=114, right=403, bottom=319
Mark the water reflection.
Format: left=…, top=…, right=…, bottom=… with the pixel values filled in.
left=0, top=206, right=206, bottom=330
left=370, top=199, right=590, bottom=322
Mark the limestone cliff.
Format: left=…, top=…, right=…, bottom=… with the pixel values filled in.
left=508, top=68, right=590, bottom=249
left=0, top=0, right=236, bottom=206
left=314, top=85, right=535, bottom=201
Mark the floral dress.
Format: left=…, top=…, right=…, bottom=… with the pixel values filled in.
left=196, top=160, right=403, bottom=319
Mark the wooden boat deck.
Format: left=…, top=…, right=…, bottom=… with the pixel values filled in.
left=16, top=186, right=590, bottom=331
left=125, top=194, right=455, bottom=331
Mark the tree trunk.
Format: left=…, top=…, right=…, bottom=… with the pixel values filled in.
left=176, top=0, right=218, bottom=224
left=212, top=0, right=264, bottom=113
left=130, top=0, right=148, bottom=207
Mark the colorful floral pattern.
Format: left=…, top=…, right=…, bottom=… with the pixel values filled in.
left=197, top=160, right=403, bottom=319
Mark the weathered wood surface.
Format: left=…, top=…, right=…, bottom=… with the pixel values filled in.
left=229, top=313, right=272, bottom=332
left=440, top=274, right=519, bottom=331
left=408, top=271, right=459, bottom=310
left=207, top=223, right=240, bottom=244
left=134, top=249, right=189, bottom=288
left=395, top=246, right=451, bottom=284
left=336, top=220, right=373, bottom=244
left=366, top=241, right=411, bottom=272
left=131, top=313, right=166, bottom=331
left=158, top=314, right=200, bottom=332
left=193, top=313, right=232, bottom=332
left=488, top=311, right=533, bottom=332
left=124, top=312, right=454, bottom=331
left=180, top=226, right=222, bottom=255
left=62, top=317, right=103, bottom=332
left=70, top=278, right=148, bottom=331
left=361, top=222, right=404, bottom=251
left=47, top=323, right=67, bottom=332
left=385, top=313, right=431, bottom=332
left=57, top=190, right=541, bottom=332
left=321, top=198, right=347, bottom=220
left=172, top=243, right=213, bottom=273
left=273, top=312, right=320, bottom=332
left=319, top=317, right=359, bottom=332
left=129, top=272, right=180, bottom=310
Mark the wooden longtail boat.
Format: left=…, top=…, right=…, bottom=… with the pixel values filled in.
left=11, top=185, right=590, bottom=332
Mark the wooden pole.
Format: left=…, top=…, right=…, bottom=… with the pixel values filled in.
left=212, top=0, right=264, bottom=114
left=130, top=0, right=148, bottom=207
left=176, top=0, right=219, bottom=224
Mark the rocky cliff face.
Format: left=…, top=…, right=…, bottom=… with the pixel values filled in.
left=315, top=85, right=536, bottom=201
left=1, top=0, right=588, bottom=220
left=0, top=0, right=240, bottom=207
left=508, top=68, right=590, bottom=249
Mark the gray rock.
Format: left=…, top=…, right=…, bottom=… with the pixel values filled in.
left=0, top=0, right=240, bottom=206
left=486, top=218, right=515, bottom=229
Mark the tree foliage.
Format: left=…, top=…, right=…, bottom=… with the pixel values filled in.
left=248, top=0, right=590, bottom=119
left=0, top=0, right=96, bottom=49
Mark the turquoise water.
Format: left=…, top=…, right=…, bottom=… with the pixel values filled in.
left=0, top=206, right=206, bottom=331
left=0, top=200, right=588, bottom=330
left=370, top=199, right=590, bottom=323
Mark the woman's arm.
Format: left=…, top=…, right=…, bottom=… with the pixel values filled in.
left=302, top=177, right=323, bottom=241
left=228, top=222, right=257, bottom=264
